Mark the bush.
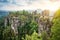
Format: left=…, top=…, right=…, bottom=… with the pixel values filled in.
left=25, top=31, right=42, bottom=40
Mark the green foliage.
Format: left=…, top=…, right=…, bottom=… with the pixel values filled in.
left=0, top=10, right=52, bottom=40
left=18, top=19, right=38, bottom=40
left=0, top=17, right=4, bottom=26
left=41, top=31, right=49, bottom=40
left=51, top=19, right=60, bottom=40
left=25, top=31, right=42, bottom=40
left=15, top=10, right=38, bottom=40
left=53, top=9, right=60, bottom=19
left=3, top=26, right=17, bottom=40
left=0, top=26, right=5, bottom=40
left=51, top=9, right=60, bottom=40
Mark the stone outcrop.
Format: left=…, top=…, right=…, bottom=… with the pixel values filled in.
left=4, top=10, right=53, bottom=36
left=4, top=16, right=20, bottom=34
left=38, top=10, right=53, bottom=37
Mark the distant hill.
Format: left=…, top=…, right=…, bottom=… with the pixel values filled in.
left=0, top=11, right=9, bottom=17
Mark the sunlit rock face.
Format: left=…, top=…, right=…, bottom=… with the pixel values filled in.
left=38, top=10, right=52, bottom=36
left=42, top=10, right=50, bottom=16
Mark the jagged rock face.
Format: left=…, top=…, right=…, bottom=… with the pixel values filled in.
left=4, top=16, right=20, bottom=34
left=42, top=10, right=50, bottom=16
left=4, top=17, right=10, bottom=26
left=38, top=10, right=52, bottom=36
left=4, top=10, right=53, bottom=36
left=38, top=16, right=52, bottom=36
left=11, top=17, right=19, bottom=34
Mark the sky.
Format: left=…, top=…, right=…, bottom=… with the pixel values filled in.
left=0, top=0, right=60, bottom=11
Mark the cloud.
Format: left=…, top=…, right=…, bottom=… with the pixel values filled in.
left=0, top=0, right=60, bottom=11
